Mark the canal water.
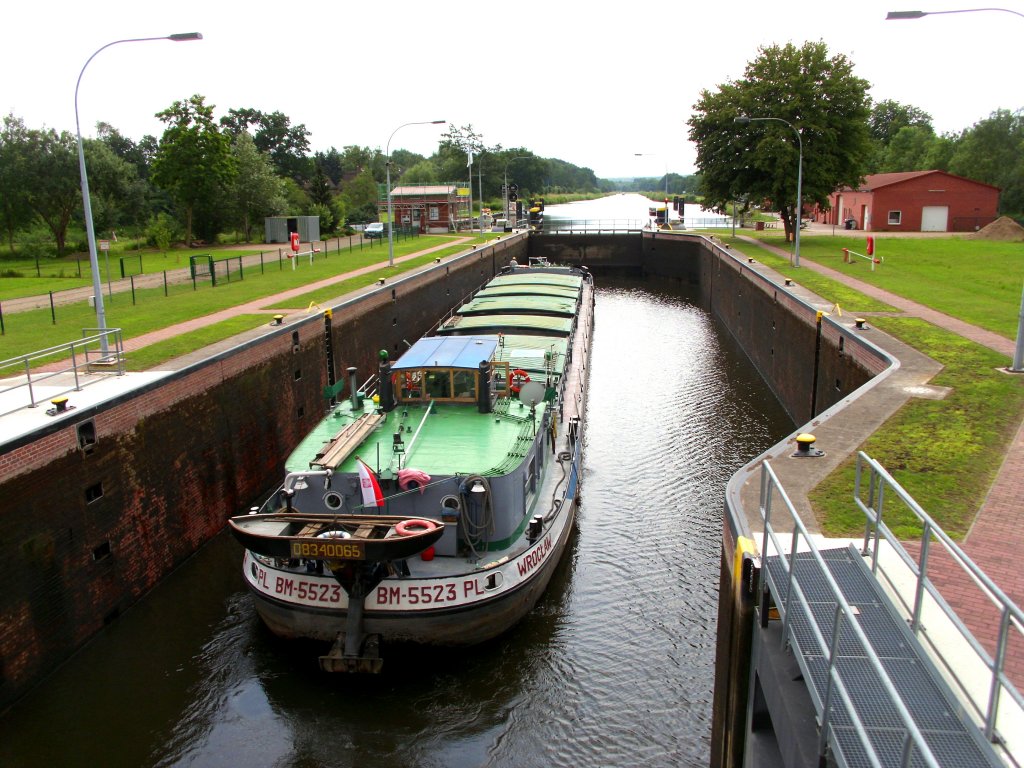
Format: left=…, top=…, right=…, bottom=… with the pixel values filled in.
left=0, top=231, right=791, bottom=768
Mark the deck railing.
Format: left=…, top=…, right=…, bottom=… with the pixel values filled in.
left=0, top=328, right=125, bottom=416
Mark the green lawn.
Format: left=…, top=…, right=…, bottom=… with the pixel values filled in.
left=714, top=232, right=1024, bottom=539
left=0, top=232, right=420, bottom=300
left=723, top=232, right=1024, bottom=338
left=810, top=316, right=1024, bottom=540
left=0, top=233, right=494, bottom=364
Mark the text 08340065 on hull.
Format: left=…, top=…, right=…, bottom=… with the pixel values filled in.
left=228, top=258, right=594, bottom=672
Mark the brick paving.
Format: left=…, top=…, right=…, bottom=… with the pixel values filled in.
left=739, top=231, right=1024, bottom=685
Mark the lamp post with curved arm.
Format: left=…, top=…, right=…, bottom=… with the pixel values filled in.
left=734, top=115, right=803, bottom=267
left=76, top=32, right=202, bottom=356
left=386, top=120, right=445, bottom=267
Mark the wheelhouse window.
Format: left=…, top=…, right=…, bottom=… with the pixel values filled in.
left=888, top=210, right=902, bottom=225
left=396, top=368, right=478, bottom=402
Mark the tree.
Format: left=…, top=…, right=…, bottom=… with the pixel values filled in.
left=230, top=132, right=286, bottom=241
left=220, top=107, right=311, bottom=180
left=339, top=169, right=380, bottom=224
left=21, top=127, right=80, bottom=256
left=948, top=109, right=1024, bottom=214
left=81, top=139, right=148, bottom=233
left=875, top=125, right=939, bottom=173
left=152, top=95, right=236, bottom=245
left=868, top=99, right=933, bottom=144
left=315, top=147, right=345, bottom=185
left=688, top=41, right=872, bottom=241
left=402, top=160, right=440, bottom=185
left=0, top=114, right=33, bottom=252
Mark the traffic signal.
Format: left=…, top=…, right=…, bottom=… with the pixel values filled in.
left=509, top=183, right=518, bottom=202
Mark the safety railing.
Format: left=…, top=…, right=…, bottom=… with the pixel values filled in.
left=758, top=459, right=943, bottom=767
left=539, top=218, right=648, bottom=233
left=0, top=328, right=125, bottom=417
left=854, top=450, right=1024, bottom=747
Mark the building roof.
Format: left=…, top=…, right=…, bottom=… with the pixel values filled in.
left=839, top=170, right=1000, bottom=193
left=391, top=185, right=463, bottom=197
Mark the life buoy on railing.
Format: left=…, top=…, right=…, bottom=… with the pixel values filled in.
left=395, top=518, right=438, bottom=536
left=509, top=369, right=531, bottom=394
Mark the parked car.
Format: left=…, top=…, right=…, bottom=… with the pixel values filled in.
left=365, top=222, right=385, bottom=238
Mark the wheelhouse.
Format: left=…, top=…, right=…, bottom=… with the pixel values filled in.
left=390, top=335, right=512, bottom=405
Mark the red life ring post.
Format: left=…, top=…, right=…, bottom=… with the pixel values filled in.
left=509, top=369, right=531, bottom=394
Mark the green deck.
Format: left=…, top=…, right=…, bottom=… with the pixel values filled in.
left=286, top=398, right=546, bottom=478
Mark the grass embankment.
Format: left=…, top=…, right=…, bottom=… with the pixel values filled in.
left=710, top=232, right=1024, bottom=338
left=720, top=233, right=1024, bottom=539
left=0, top=234, right=495, bottom=370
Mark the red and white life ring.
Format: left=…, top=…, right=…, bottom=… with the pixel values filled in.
left=509, top=369, right=531, bottom=394
left=395, top=518, right=438, bottom=537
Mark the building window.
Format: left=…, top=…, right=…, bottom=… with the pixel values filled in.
left=429, top=206, right=439, bottom=221
left=888, top=210, right=902, bottom=225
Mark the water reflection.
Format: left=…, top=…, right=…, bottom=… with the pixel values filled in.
left=0, top=277, right=790, bottom=768
left=541, top=193, right=731, bottom=230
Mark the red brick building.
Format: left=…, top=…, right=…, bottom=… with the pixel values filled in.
left=820, top=170, right=1000, bottom=232
left=378, top=184, right=470, bottom=234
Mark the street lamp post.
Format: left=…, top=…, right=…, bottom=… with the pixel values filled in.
left=887, top=6, right=1024, bottom=371
left=75, top=33, right=202, bottom=356
left=887, top=8, right=1024, bottom=20
left=734, top=115, right=803, bottom=267
left=386, top=120, right=445, bottom=267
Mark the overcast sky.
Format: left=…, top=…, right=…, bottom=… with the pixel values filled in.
left=4, top=0, right=1021, bottom=180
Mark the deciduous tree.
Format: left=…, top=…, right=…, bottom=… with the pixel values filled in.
left=688, top=41, right=872, bottom=240
left=230, top=132, right=286, bottom=241
left=152, top=95, right=235, bottom=245
left=0, top=114, right=33, bottom=252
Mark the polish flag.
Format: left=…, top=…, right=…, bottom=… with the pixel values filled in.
left=357, top=458, right=384, bottom=508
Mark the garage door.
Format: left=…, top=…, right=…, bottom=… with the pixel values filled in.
left=921, top=206, right=948, bottom=232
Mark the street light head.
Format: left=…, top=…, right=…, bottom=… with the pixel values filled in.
left=431, top=120, right=446, bottom=124
left=885, top=10, right=926, bottom=19
left=734, top=116, right=751, bottom=125
left=168, top=32, right=203, bottom=41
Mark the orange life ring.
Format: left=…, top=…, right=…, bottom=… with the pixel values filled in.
left=395, top=518, right=438, bottom=536
left=509, top=369, right=531, bottom=394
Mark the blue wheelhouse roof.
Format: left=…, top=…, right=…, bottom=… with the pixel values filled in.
left=391, top=335, right=499, bottom=371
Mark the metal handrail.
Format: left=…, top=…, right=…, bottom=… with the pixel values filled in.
left=854, top=451, right=1024, bottom=744
left=759, top=460, right=942, bottom=767
left=0, top=328, right=125, bottom=416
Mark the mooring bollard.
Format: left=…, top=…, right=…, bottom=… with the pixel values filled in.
left=792, top=432, right=825, bottom=458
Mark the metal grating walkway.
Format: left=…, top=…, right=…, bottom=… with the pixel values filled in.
left=764, top=545, right=1003, bottom=768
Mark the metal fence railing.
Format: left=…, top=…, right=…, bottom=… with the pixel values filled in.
left=758, top=459, right=945, bottom=767
left=0, top=328, right=125, bottom=416
left=854, top=451, right=1024, bottom=748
